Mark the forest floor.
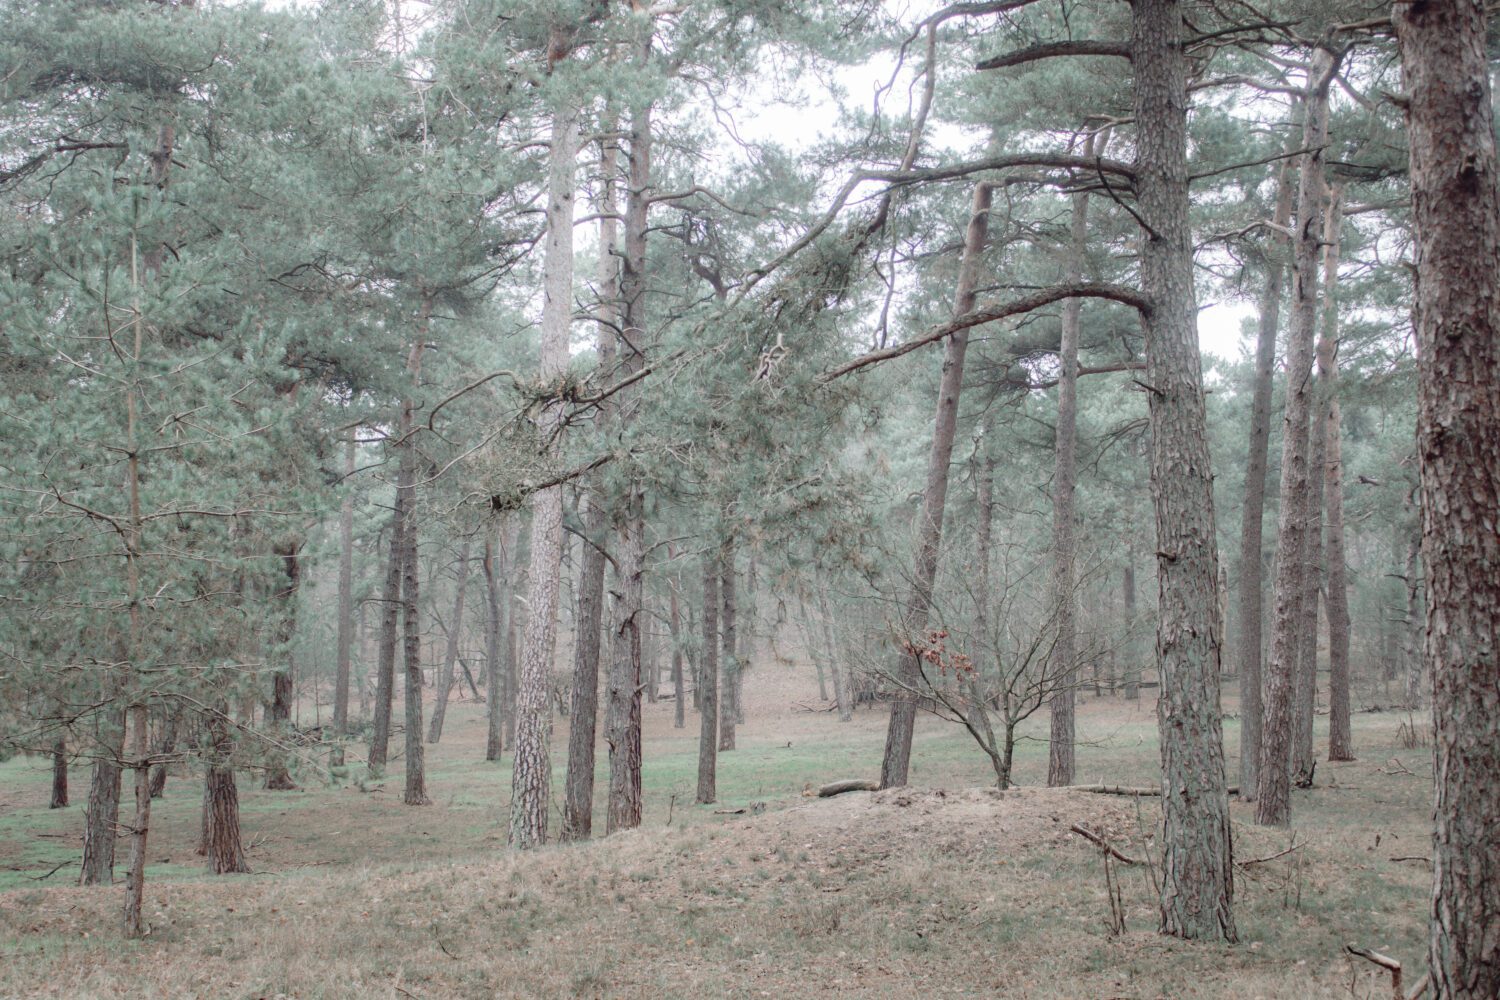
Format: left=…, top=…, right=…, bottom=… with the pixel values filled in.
left=0, top=659, right=1435, bottom=999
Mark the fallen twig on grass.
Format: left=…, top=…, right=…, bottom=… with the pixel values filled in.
left=1388, top=855, right=1431, bottom=866
left=1238, top=839, right=1305, bottom=867
left=1346, top=943, right=1426, bottom=1000
left=1069, top=823, right=1140, bottom=865
left=27, top=859, right=77, bottom=881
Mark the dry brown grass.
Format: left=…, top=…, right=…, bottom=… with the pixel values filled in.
left=0, top=662, right=1435, bottom=999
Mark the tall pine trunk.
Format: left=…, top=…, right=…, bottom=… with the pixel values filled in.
left=509, top=102, right=579, bottom=848
left=1132, top=0, right=1236, bottom=941
left=334, top=437, right=356, bottom=736
left=1235, top=149, right=1295, bottom=798
left=695, top=557, right=720, bottom=804
left=718, top=539, right=738, bottom=752
left=1292, top=380, right=1326, bottom=784
left=201, top=707, right=247, bottom=874
left=1258, top=47, right=1335, bottom=826
left=1318, top=188, right=1354, bottom=763
left=399, top=319, right=430, bottom=807
left=1394, top=3, right=1500, bottom=993
left=368, top=511, right=404, bottom=771
left=879, top=183, right=992, bottom=788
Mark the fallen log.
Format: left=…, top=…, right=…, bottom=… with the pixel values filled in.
left=817, top=779, right=880, bottom=797
left=1069, top=783, right=1240, bottom=797
left=1069, top=823, right=1140, bottom=865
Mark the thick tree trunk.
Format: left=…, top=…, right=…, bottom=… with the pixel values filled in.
left=369, top=511, right=404, bottom=771
left=1132, top=0, right=1236, bottom=942
left=80, top=709, right=124, bottom=885
left=509, top=105, right=580, bottom=849
left=1236, top=149, right=1295, bottom=798
left=201, top=710, right=248, bottom=874
left=427, top=540, right=473, bottom=744
left=334, top=437, right=356, bottom=736
left=718, top=539, right=738, bottom=752
left=50, top=738, right=67, bottom=809
left=1317, top=188, right=1354, bottom=763
left=880, top=183, right=993, bottom=788
left=1047, top=160, right=1093, bottom=788
left=1257, top=47, right=1336, bottom=827
left=1394, top=4, right=1500, bottom=994
left=695, top=558, right=720, bottom=804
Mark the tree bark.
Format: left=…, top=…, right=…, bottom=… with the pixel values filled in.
left=334, top=437, right=356, bottom=736
left=880, top=182, right=993, bottom=788
left=427, top=539, right=472, bottom=744
left=399, top=323, right=430, bottom=806
left=670, top=568, right=686, bottom=729
left=1132, top=0, right=1236, bottom=942
left=80, top=708, right=124, bottom=885
left=201, top=709, right=248, bottom=874
left=1257, top=46, right=1336, bottom=827
left=1318, top=187, right=1354, bottom=763
left=695, top=557, right=720, bottom=805
left=1048, top=146, right=1095, bottom=787
left=509, top=104, right=580, bottom=848
left=1292, top=378, right=1326, bottom=784
left=1236, top=147, right=1296, bottom=798
left=122, top=703, right=151, bottom=937
left=718, top=538, right=738, bottom=752
left=562, top=131, right=620, bottom=839
left=1394, top=3, right=1500, bottom=993
left=50, top=738, right=67, bottom=809
left=369, top=510, right=404, bottom=771
left=264, top=543, right=301, bottom=791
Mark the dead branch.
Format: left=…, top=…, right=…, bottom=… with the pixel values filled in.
left=1238, top=840, right=1304, bottom=867
left=818, top=779, right=881, bottom=797
left=976, top=40, right=1130, bottom=72
left=1069, top=823, right=1140, bottom=865
left=1345, top=944, right=1405, bottom=1000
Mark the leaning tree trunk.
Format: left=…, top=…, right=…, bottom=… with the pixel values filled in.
left=369, top=511, right=405, bottom=771
left=1236, top=147, right=1295, bottom=798
left=1257, top=46, right=1336, bottom=828
left=718, top=538, right=738, bottom=752
left=509, top=104, right=580, bottom=849
left=427, top=539, right=473, bottom=744
left=695, top=558, right=721, bottom=804
left=1318, top=187, right=1354, bottom=763
left=334, top=437, right=356, bottom=737
left=1132, top=0, right=1236, bottom=942
left=1047, top=152, right=1094, bottom=787
left=1394, top=3, right=1500, bottom=994
left=880, top=182, right=993, bottom=788
left=80, top=708, right=124, bottom=885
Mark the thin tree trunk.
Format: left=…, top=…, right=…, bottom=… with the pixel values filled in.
left=369, top=512, right=404, bottom=771
left=334, top=437, right=356, bottom=736
left=399, top=324, right=429, bottom=807
left=50, top=738, right=67, bottom=809
left=1122, top=556, right=1139, bottom=700
left=1237, top=149, right=1295, bottom=798
left=1258, top=48, right=1336, bottom=826
left=695, top=557, right=720, bottom=804
left=815, top=581, right=851, bottom=722
left=670, top=569, right=685, bottom=729
left=484, top=517, right=516, bottom=760
left=1319, top=188, right=1354, bottom=763
left=264, top=543, right=301, bottom=791
left=880, top=182, right=993, bottom=788
left=1292, top=379, right=1326, bottom=784
left=718, top=541, right=738, bottom=751
left=509, top=103, right=580, bottom=849
left=604, top=83, right=653, bottom=836
left=147, top=709, right=179, bottom=799
left=1132, top=0, right=1236, bottom=942
left=1394, top=4, right=1500, bottom=992
left=1402, top=539, right=1423, bottom=709
left=122, top=703, right=151, bottom=937
left=427, top=539, right=472, bottom=744
left=975, top=443, right=994, bottom=696
left=1048, top=148, right=1094, bottom=787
